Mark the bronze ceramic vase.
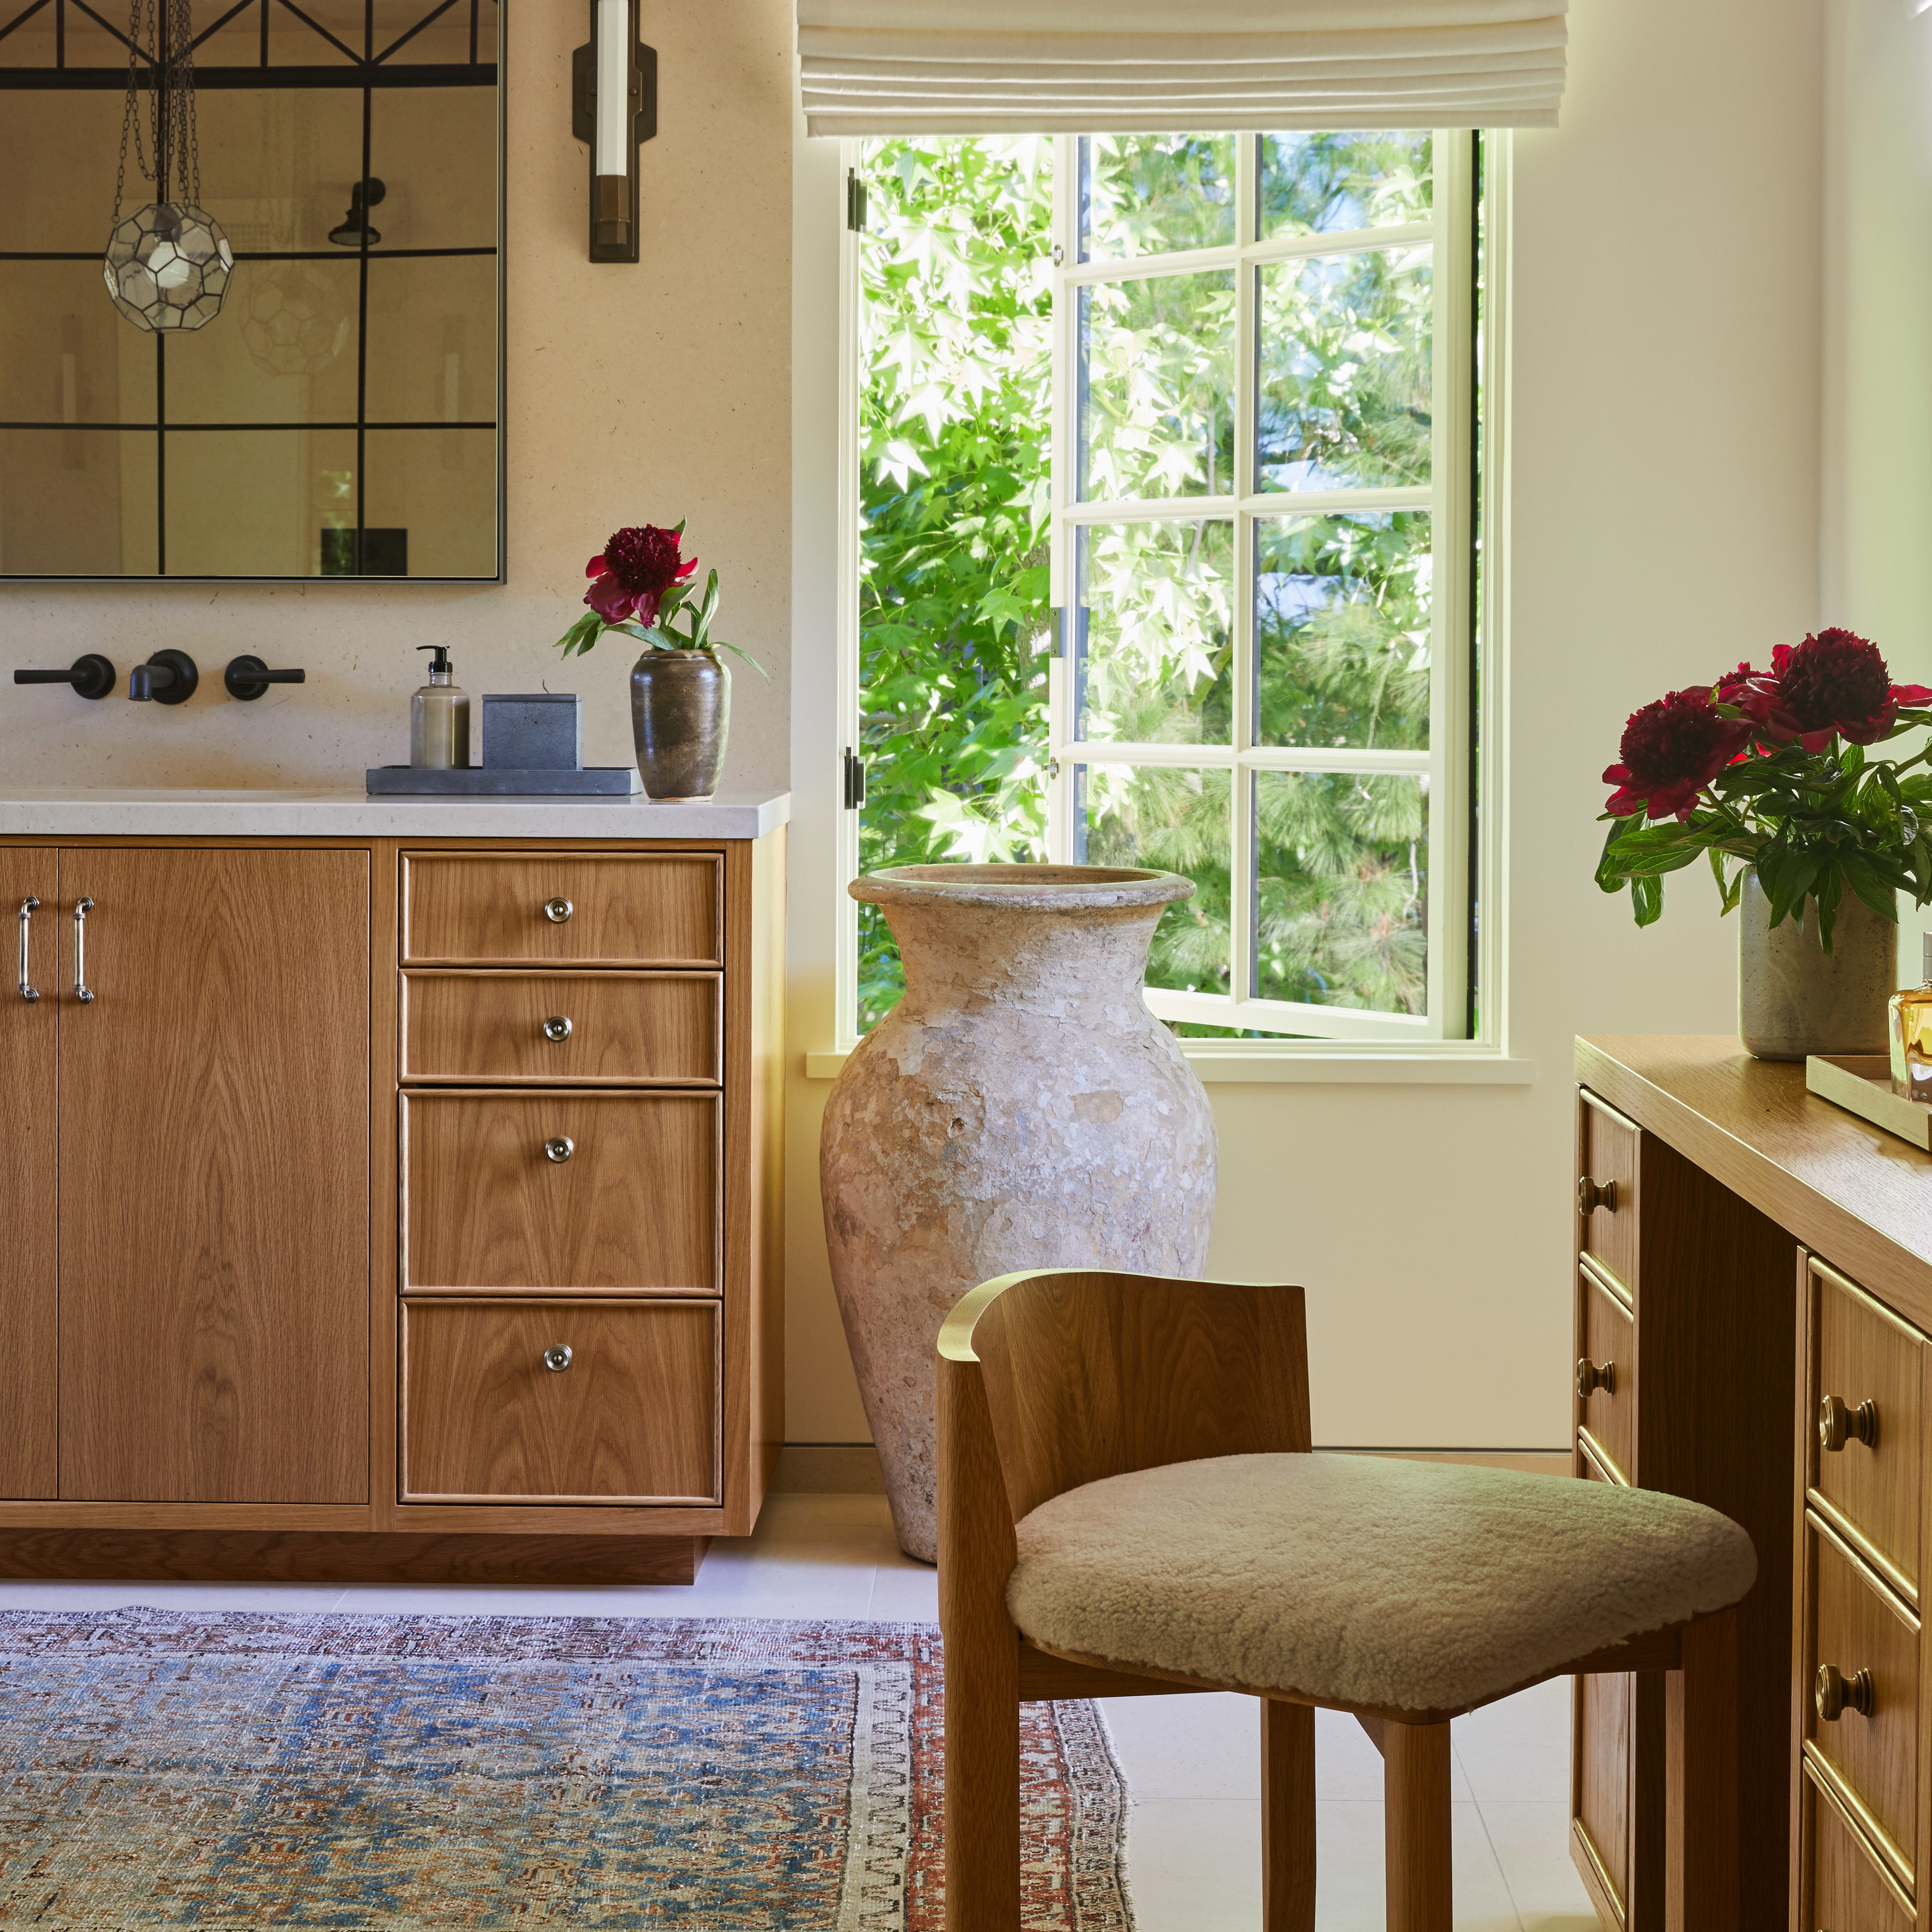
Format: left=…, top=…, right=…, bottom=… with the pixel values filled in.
left=631, top=650, right=729, bottom=801
left=819, top=863, right=1219, bottom=1562
left=1737, top=869, right=1895, bottom=1060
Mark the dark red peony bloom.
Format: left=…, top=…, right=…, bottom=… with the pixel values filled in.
left=1602, top=688, right=1751, bottom=820
left=1727, top=628, right=1932, bottom=751
left=584, top=523, right=697, bottom=626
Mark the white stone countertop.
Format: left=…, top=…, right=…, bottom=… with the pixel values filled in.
left=0, top=788, right=790, bottom=841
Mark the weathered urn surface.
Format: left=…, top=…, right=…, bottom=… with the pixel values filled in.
left=1737, top=868, right=1894, bottom=1061
left=820, top=863, right=1218, bottom=1562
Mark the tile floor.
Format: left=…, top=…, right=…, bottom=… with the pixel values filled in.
left=0, top=1493, right=1598, bottom=1930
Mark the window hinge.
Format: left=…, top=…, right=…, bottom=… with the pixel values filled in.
left=843, top=746, right=866, bottom=809
left=846, top=170, right=868, bottom=234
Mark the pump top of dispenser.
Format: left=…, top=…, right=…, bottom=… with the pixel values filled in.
left=417, top=645, right=455, bottom=683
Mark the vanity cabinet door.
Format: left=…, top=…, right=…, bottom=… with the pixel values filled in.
left=56, top=847, right=370, bottom=1502
left=0, top=848, right=56, bottom=1498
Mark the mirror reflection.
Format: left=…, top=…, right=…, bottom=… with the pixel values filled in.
left=0, top=0, right=502, bottom=580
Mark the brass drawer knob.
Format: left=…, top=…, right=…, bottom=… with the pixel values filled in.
left=1819, top=1395, right=1879, bottom=1453
left=542, top=1015, right=573, bottom=1042
left=543, top=1135, right=575, bottom=1164
left=1577, top=1175, right=1619, bottom=1216
left=543, top=897, right=574, bottom=924
left=1815, top=1662, right=1875, bottom=1722
left=543, top=1344, right=573, bottom=1373
left=1576, top=1357, right=1616, bottom=1400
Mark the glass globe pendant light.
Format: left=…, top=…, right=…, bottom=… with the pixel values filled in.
left=103, top=0, right=232, bottom=333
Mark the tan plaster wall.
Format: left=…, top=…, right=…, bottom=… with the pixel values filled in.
left=0, top=0, right=793, bottom=792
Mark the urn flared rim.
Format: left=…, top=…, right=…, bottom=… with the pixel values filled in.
left=848, top=862, right=1196, bottom=912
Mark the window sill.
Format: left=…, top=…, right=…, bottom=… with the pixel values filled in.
left=803, top=1046, right=1538, bottom=1085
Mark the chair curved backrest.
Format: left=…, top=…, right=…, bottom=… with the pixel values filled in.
left=938, top=1267, right=1311, bottom=1525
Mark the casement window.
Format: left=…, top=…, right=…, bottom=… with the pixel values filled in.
left=836, top=131, right=1494, bottom=1047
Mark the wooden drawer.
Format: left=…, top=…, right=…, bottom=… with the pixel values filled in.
left=1577, top=1090, right=1638, bottom=1294
left=1803, top=1516, right=1920, bottom=1893
left=401, top=1298, right=718, bottom=1503
left=400, top=1089, right=719, bottom=1295
left=400, top=972, right=721, bottom=1086
left=1804, top=1762, right=1914, bottom=1930
left=401, top=853, right=721, bottom=967
left=1809, top=1257, right=1924, bottom=1602
left=1577, top=1266, right=1634, bottom=1484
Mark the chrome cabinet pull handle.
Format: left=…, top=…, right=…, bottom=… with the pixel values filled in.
left=17, top=897, right=39, bottom=1002
left=542, top=1015, right=573, bottom=1042
left=543, top=1345, right=573, bottom=1372
left=543, top=897, right=574, bottom=924
left=71, top=898, right=94, bottom=1004
left=544, top=1135, right=575, bottom=1164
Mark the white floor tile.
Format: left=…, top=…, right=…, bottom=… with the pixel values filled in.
left=865, top=1561, right=938, bottom=1622
left=1475, top=1800, right=1597, bottom=1930
left=1454, top=1677, right=1573, bottom=1803
left=0, top=1582, right=349, bottom=1613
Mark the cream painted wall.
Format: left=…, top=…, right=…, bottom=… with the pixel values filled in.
left=0, top=1, right=793, bottom=792
left=784, top=0, right=1831, bottom=1451
left=1823, top=0, right=1932, bottom=690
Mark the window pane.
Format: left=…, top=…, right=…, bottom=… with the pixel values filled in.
left=1260, top=132, right=1432, bottom=239
left=1078, top=763, right=1231, bottom=997
left=1076, top=518, right=1233, bottom=746
left=1258, top=245, right=1432, bottom=492
left=855, top=136, right=1055, bottom=1032
left=1254, top=770, right=1427, bottom=1014
left=0, top=262, right=157, bottom=424
left=1079, top=271, right=1235, bottom=502
left=0, top=428, right=156, bottom=575
left=164, top=428, right=356, bottom=577
left=1079, top=135, right=1238, bottom=262
left=364, top=428, right=498, bottom=577
left=1255, top=512, right=1431, bottom=751
left=166, top=259, right=361, bottom=425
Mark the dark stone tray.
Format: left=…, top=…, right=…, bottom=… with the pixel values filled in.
left=365, top=766, right=641, bottom=796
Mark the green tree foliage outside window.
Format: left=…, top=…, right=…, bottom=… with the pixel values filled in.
left=856, top=130, right=1450, bottom=1035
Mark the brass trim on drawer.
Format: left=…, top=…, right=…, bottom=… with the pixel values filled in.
left=1576, top=1427, right=1628, bottom=1488
left=1808, top=1487, right=1919, bottom=1613
left=1578, top=1088, right=1642, bottom=1137
left=1804, top=1752, right=1918, bottom=1918
left=1803, top=1741, right=1916, bottom=1900
left=1567, top=1815, right=1628, bottom=1932
left=1812, top=1256, right=1932, bottom=1348
left=1578, top=1251, right=1632, bottom=1315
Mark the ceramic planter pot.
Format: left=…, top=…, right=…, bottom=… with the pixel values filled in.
left=631, top=650, right=729, bottom=801
left=819, top=863, right=1219, bottom=1562
left=1738, top=869, right=1896, bottom=1060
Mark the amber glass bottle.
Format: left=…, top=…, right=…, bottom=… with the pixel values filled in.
left=1889, top=931, right=1932, bottom=1100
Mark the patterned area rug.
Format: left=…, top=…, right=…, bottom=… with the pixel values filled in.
left=0, top=1610, right=1133, bottom=1929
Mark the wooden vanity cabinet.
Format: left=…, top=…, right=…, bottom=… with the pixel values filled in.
left=0, top=831, right=784, bottom=1585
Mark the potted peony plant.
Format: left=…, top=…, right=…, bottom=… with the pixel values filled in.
left=1595, top=628, right=1932, bottom=1059
left=555, top=521, right=763, bottom=802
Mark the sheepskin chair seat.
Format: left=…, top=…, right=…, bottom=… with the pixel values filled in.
left=1007, top=1451, right=1759, bottom=1717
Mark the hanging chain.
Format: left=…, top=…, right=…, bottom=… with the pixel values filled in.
left=112, top=0, right=202, bottom=221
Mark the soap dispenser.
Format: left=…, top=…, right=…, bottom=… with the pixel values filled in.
left=410, top=645, right=470, bottom=769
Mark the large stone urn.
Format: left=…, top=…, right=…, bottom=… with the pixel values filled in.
left=820, top=863, right=1218, bottom=1562
left=1737, top=869, right=1895, bottom=1060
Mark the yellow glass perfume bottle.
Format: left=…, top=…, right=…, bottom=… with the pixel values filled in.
left=1889, top=932, right=1932, bottom=1100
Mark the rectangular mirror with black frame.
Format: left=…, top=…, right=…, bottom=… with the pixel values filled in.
left=0, top=0, right=503, bottom=581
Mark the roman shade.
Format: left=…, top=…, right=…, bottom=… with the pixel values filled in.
left=797, top=0, right=1567, bottom=136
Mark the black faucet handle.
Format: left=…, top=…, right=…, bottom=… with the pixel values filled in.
left=128, top=649, right=199, bottom=704
left=14, top=655, right=115, bottom=700
left=224, top=655, right=307, bottom=702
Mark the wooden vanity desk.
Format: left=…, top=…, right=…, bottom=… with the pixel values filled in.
left=0, top=793, right=785, bottom=1587
left=1573, top=1035, right=1932, bottom=1932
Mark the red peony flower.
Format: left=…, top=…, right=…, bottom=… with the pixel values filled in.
left=1728, top=628, right=1932, bottom=751
left=584, top=523, right=697, bottom=626
left=1603, top=688, right=1751, bottom=820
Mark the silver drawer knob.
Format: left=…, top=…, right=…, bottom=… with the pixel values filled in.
left=543, top=1135, right=575, bottom=1163
left=543, top=897, right=574, bottom=923
left=543, top=1345, right=573, bottom=1373
left=542, top=1015, right=573, bottom=1042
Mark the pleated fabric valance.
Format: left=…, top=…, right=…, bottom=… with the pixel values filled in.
left=798, top=0, right=1567, bottom=136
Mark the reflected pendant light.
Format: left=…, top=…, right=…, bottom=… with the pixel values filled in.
left=103, top=0, right=233, bottom=333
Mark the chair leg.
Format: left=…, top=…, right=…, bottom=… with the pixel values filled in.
left=1665, top=1606, right=1738, bottom=1932
left=942, top=1636, right=1020, bottom=1932
left=1382, top=1718, right=1453, bottom=1932
left=1261, top=1698, right=1315, bottom=1932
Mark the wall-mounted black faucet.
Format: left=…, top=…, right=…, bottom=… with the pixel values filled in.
left=224, top=655, right=307, bottom=701
left=128, top=650, right=199, bottom=704
left=14, top=655, right=116, bottom=699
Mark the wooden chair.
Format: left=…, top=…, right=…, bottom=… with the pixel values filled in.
left=937, top=1268, right=1755, bottom=1932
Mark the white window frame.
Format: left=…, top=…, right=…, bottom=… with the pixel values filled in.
left=833, top=132, right=1508, bottom=1059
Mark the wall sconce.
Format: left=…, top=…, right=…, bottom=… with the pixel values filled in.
left=572, top=0, right=657, bottom=264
